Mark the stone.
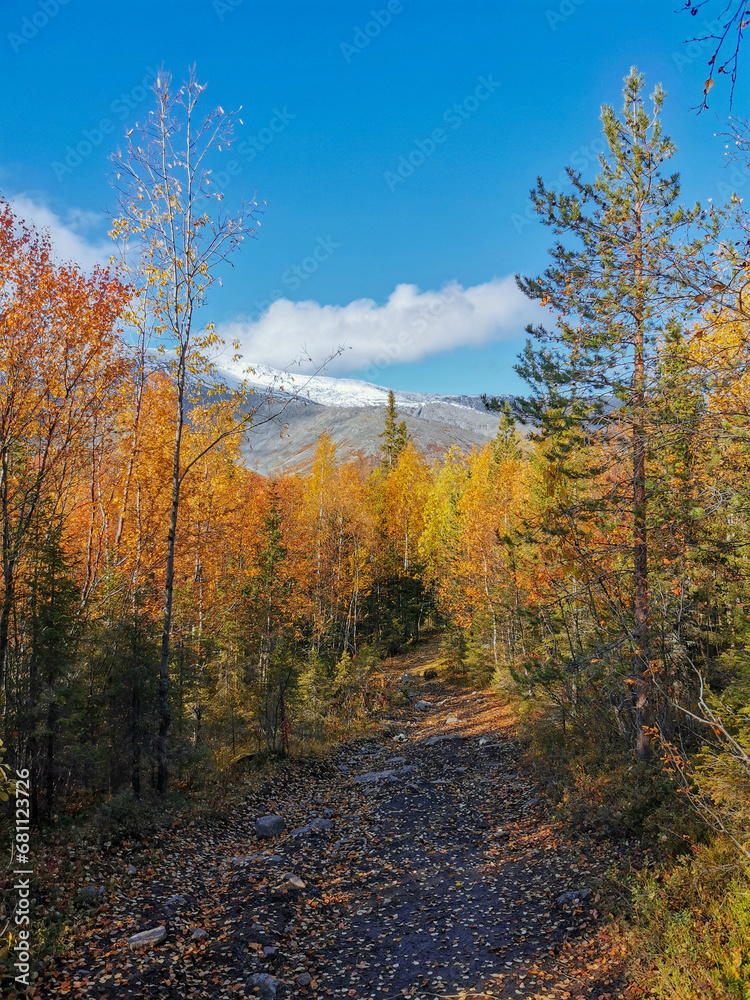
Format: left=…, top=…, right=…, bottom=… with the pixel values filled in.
left=80, top=886, right=98, bottom=899
left=426, top=734, right=464, bottom=747
left=354, top=764, right=414, bottom=783
left=191, top=928, right=209, bottom=941
left=423, top=667, right=439, bottom=680
left=385, top=756, right=405, bottom=764
left=165, top=894, right=187, bottom=909
left=400, top=672, right=416, bottom=683
left=248, top=973, right=278, bottom=997
left=127, top=865, right=137, bottom=876
left=309, top=818, right=333, bottom=832
left=322, top=807, right=334, bottom=819
left=297, top=972, right=312, bottom=986
left=292, top=817, right=334, bottom=836
left=284, top=873, right=306, bottom=889
left=263, top=945, right=276, bottom=956
left=352, top=769, right=397, bottom=783
left=128, top=926, right=166, bottom=950
left=445, top=716, right=460, bottom=724
left=255, top=815, right=286, bottom=838
left=415, top=700, right=434, bottom=711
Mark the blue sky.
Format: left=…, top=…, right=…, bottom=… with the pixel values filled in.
left=0, top=0, right=738, bottom=394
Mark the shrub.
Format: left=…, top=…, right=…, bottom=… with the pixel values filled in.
left=94, top=789, right=166, bottom=846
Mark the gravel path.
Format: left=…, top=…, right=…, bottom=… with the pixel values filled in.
left=36, top=681, right=636, bottom=1000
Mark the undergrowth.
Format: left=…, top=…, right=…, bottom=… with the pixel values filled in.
left=627, top=841, right=750, bottom=999
left=504, top=686, right=750, bottom=999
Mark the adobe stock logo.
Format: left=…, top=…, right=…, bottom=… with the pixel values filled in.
left=7, top=0, right=70, bottom=53
left=51, top=68, right=160, bottom=182
left=546, top=0, right=586, bottom=31
left=340, top=1, right=411, bottom=62
left=248, top=236, right=341, bottom=320
left=213, top=0, right=243, bottom=19
left=510, top=137, right=605, bottom=234
left=211, top=107, right=296, bottom=194
left=383, top=75, right=499, bottom=192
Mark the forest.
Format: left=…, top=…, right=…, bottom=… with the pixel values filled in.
left=3, top=57, right=750, bottom=999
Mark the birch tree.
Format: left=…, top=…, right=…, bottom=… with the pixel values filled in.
left=110, top=67, right=261, bottom=793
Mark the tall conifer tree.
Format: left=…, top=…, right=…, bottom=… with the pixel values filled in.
left=516, top=68, right=718, bottom=760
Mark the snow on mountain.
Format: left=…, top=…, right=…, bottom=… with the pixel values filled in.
left=216, top=361, right=507, bottom=412
left=215, top=364, right=518, bottom=476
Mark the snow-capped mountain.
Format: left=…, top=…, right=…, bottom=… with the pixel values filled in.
left=141, top=351, right=515, bottom=475
left=214, top=364, right=517, bottom=476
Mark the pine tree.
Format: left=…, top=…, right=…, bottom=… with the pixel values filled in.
left=492, top=402, right=523, bottom=464
left=515, top=68, right=719, bottom=761
left=379, top=391, right=408, bottom=469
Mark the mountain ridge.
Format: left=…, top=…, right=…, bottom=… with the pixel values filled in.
left=141, top=352, right=515, bottom=475
left=214, top=361, right=513, bottom=414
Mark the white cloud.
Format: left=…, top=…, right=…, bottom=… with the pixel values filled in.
left=2, top=198, right=545, bottom=376
left=8, top=194, right=112, bottom=272
left=218, top=277, right=543, bottom=375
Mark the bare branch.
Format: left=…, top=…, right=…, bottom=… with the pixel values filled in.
left=678, top=0, right=750, bottom=110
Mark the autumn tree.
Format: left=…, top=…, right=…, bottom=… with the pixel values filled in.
left=369, top=442, right=432, bottom=645
left=677, top=0, right=748, bottom=108
left=0, top=198, right=127, bottom=730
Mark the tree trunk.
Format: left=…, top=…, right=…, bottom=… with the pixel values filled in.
left=632, top=197, right=652, bottom=763
left=43, top=694, right=57, bottom=819
left=131, top=653, right=141, bottom=798
left=0, top=446, right=14, bottom=701
left=156, top=398, right=184, bottom=794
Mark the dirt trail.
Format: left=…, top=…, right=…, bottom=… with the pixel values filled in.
left=36, top=651, right=638, bottom=999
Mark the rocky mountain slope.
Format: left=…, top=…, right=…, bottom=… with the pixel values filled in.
left=220, top=365, right=515, bottom=476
